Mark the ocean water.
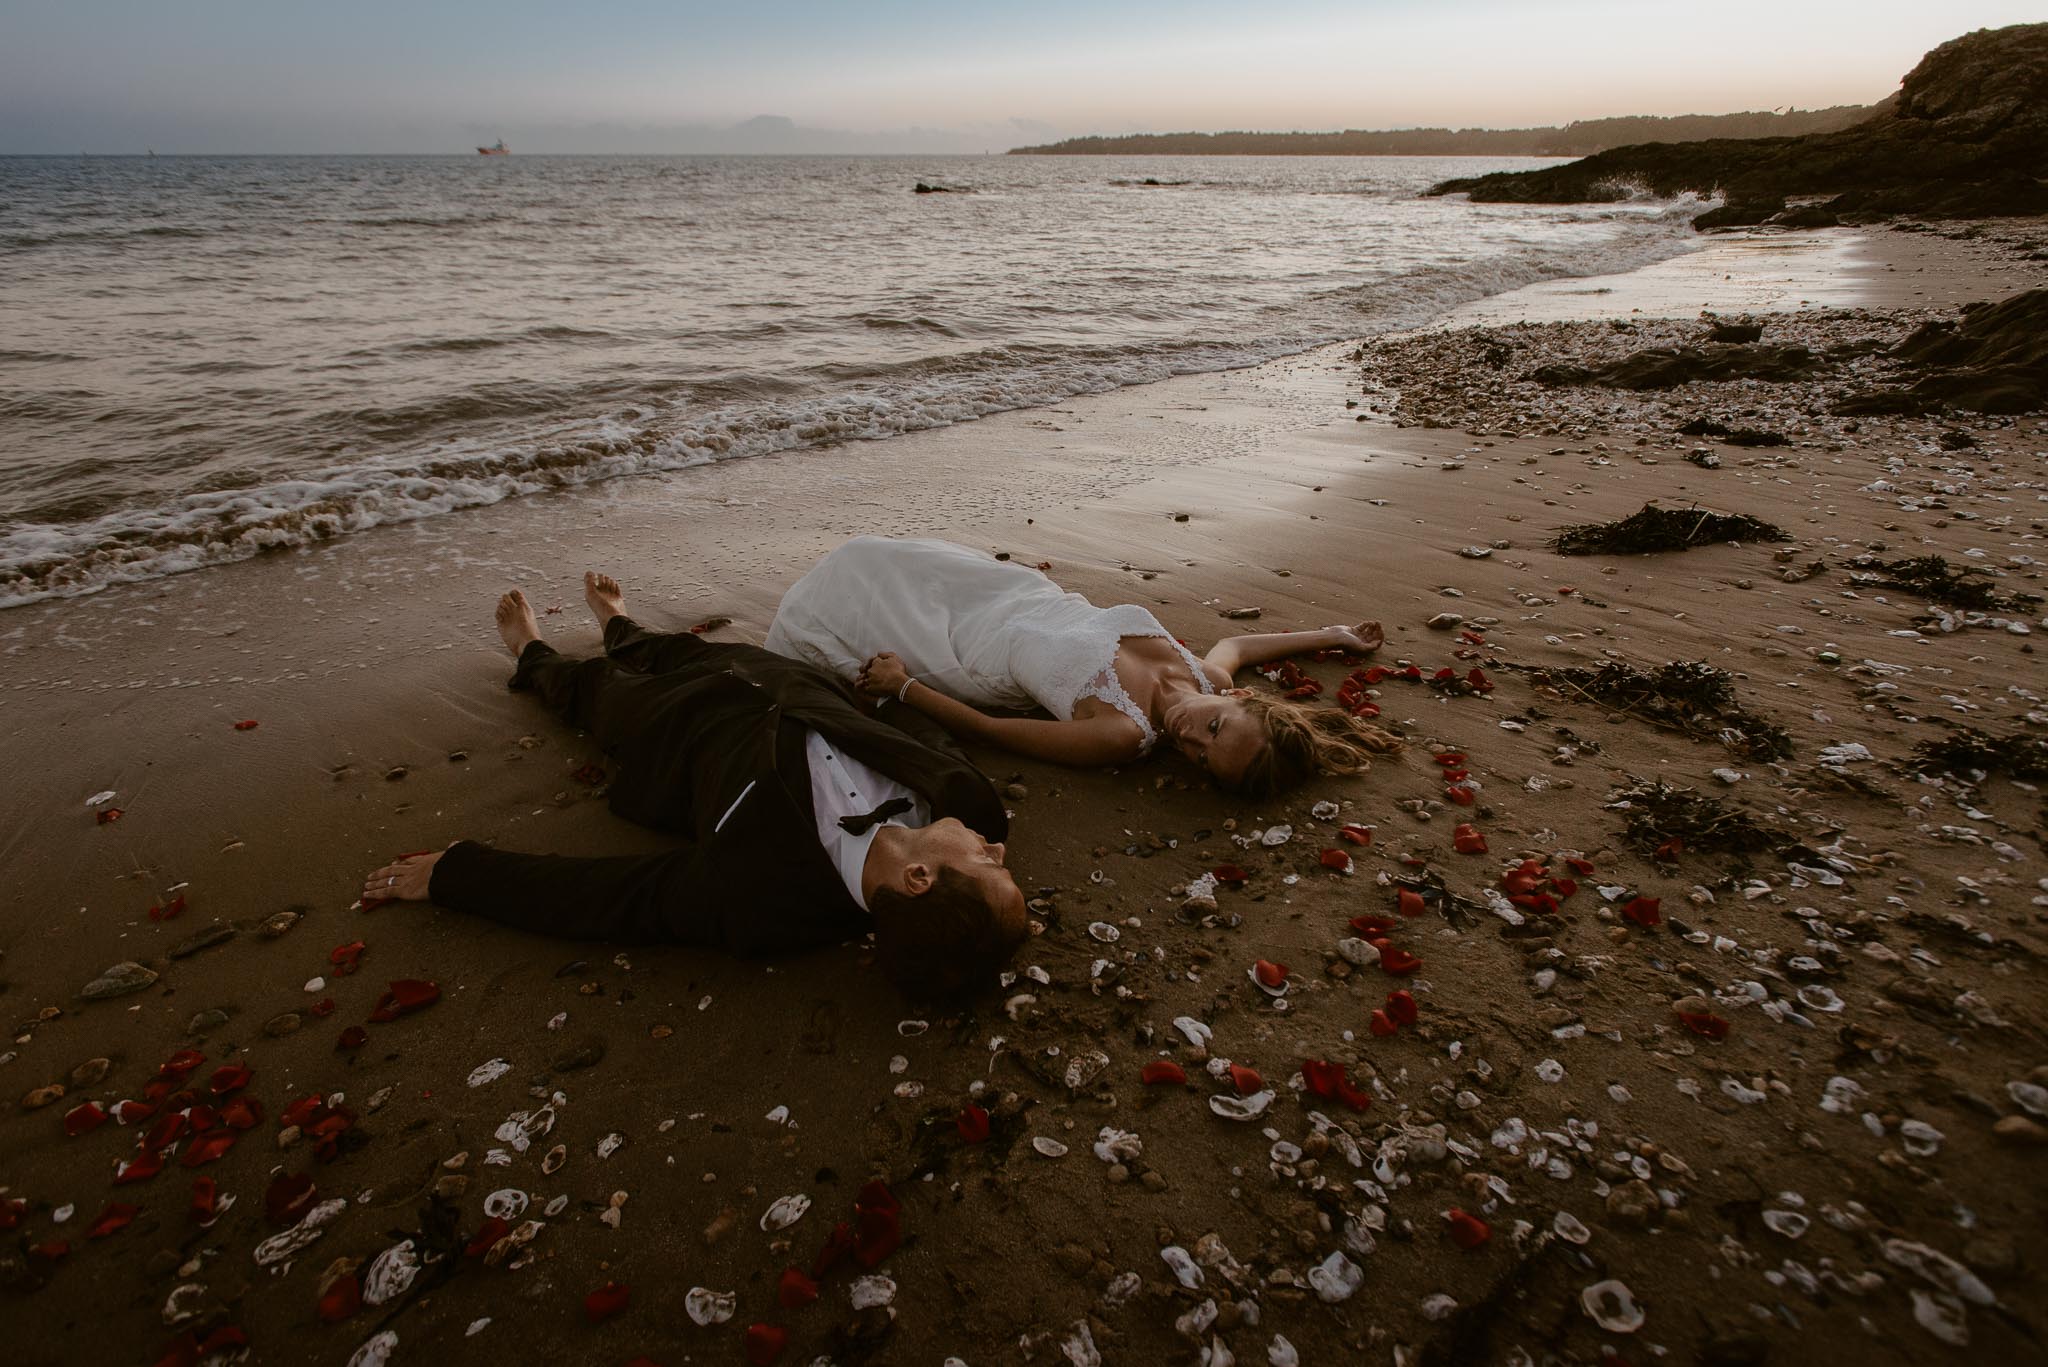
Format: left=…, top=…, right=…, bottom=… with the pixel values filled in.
left=0, top=153, right=1707, bottom=606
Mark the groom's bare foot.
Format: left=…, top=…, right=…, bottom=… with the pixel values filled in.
left=584, top=571, right=626, bottom=626
left=496, top=590, right=542, bottom=658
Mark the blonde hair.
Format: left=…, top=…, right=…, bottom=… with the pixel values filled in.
left=1232, top=695, right=1402, bottom=799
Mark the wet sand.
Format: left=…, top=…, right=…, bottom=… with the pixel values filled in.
left=3, top=223, right=2045, bottom=1365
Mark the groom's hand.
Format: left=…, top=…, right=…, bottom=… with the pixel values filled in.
left=857, top=651, right=911, bottom=699
left=362, top=851, right=445, bottom=904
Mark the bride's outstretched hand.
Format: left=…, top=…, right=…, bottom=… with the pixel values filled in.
left=1330, top=621, right=1385, bottom=654
left=857, top=651, right=911, bottom=698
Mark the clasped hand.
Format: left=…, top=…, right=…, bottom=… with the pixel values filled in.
left=857, top=651, right=911, bottom=698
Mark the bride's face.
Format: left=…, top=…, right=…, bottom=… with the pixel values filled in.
left=1163, top=692, right=1263, bottom=785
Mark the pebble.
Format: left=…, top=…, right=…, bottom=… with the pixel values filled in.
left=263, top=1013, right=302, bottom=1038
left=1992, top=1115, right=2048, bottom=1145
left=1427, top=613, right=1464, bottom=630
left=81, top=961, right=157, bottom=1000
left=259, top=909, right=302, bottom=937
left=70, top=1057, right=111, bottom=1087
left=21, top=1083, right=64, bottom=1110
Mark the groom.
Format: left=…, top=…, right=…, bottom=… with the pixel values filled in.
left=364, top=574, right=1028, bottom=997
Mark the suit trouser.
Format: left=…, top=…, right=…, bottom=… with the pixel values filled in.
left=509, top=617, right=758, bottom=751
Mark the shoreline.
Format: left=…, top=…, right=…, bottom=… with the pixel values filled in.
left=3, top=223, right=2044, bottom=1364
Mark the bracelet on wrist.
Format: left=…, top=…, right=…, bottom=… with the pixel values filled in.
left=896, top=676, right=917, bottom=703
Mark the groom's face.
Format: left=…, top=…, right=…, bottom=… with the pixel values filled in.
left=920, top=818, right=1026, bottom=930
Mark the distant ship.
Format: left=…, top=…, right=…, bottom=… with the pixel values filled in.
left=477, top=140, right=509, bottom=156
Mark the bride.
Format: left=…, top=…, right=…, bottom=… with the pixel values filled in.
left=764, top=536, right=1399, bottom=796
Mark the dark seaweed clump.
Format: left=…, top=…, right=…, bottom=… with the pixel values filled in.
left=1677, top=417, right=1789, bottom=446
left=1912, top=726, right=2048, bottom=781
left=1521, top=660, right=1793, bottom=759
left=1605, top=780, right=1785, bottom=855
left=1848, top=554, right=2043, bottom=613
left=1551, top=503, right=1791, bottom=556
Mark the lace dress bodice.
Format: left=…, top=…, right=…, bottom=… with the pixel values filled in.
left=764, top=536, right=1216, bottom=754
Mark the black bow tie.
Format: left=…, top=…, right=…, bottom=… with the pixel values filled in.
left=839, top=796, right=914, bottom=835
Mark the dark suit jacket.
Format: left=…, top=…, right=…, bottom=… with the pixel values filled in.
left=429, top=642, right=1007, bottom=956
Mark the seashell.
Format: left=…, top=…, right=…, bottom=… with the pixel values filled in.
left=1025, top=964, right=1051, bottom=985
left=1160, top=1245, right=1205, bottom=1289
left=764, top=1104, right=790, bottom=1125
left=1534, top=1059, right=1565, bottom=1084
left=481, top=1219, right=543, bottom=1270
left=362, top=1239, right=420, bottom=1306
left=1819, top=1075, right=1865, bottom=1113
left=1004, top=993, right=1037, bottom=1020
left=893, top=1080, right=924, bottom=1099
left=253, top=1197, right=347, bottom=1266
left=760, top=1194, right=811, bottom=1231
left=596, top=1132, right=625, bottom=1158
left=1580, top=1279, right=1644, bottom=1333
left=543, top=1194, right=568, bottom=1217
left=888, top=1054, right=909, bottom=1074
left=1796, top=984, right=1844, bottom=1013
left=1883, top=1238, right=1995, bottom=1305
left=1208, top=1090, right=1274, bottom=1121
left=1336, top=937, right=1381, bottom=968
left=466, top=1319, right=490, bottom=1337
left=1270, top=1141, right=1303, bottom=1165
left=1094, top=1126, right=1143, bottom=1162
left=1173, top=1016, right=1212, bottom=1047
left=1102, top=1271, right=1142, bottom=1307
left=1032, top=1136, right=1069, bottom=1159
left=347, top=1331, right=400, bottom=1367
left=1268, top=1334, right=1300, bottom=1367
left=1064, top=1049, right=1110, bottom=1091
left=1910, top=1289, right=1970, bottom=1346
left=684, top=1286, right=736, bottom=1326
left=1899, top=1119, right=1944, bottom=1157
left=467, top=1059, right=512, bottom=1088
left=849, top=1274, right=896, bottom=1310
left=897, top=1019, right=928, bottom=1037
left=2003, top=1079, right=2047, bottom=1116
left=1087, top=921, right=1121, bottom=943
left=540, top=1143, right=566, bottom=1175
left=1311, top=801, right=1340, bottom=820
left=1260, top=825, right=1293, bottom=847
left=1421, top=1293, right=1459, bottom=1321
left=1763, top=1210, right=1810, bottom=1239
left=1307, top=1251, right=1363, bottom=1303
left=1176, top=1299, right=1218, bottom=1338
left=1552, top=1211, right=1591, bottom=1244
left=1063, top=1322, right=1104, bottom=1367
left=482, top=1189, right=529, bottom=1220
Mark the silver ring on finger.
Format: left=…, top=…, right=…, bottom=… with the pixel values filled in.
left=387, top=876, right=396, bottom=886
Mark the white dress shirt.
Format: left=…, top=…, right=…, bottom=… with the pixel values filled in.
left=805, top=729, right=929, bottom=910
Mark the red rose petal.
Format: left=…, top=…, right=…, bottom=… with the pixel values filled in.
left=265, top=1172, right=316, bottom=1225
left=114, top=1149, right=164, bottom=1185
left=1445, top=1208, right=1491, bottom=1248
left=111, top=1099, right=155, bottom=1125
left=464, top=1216, right=512, bottom=1257
left=1565, top=857, right=1595, bottom=876
left=1386, top=989, right=1419, bottom=1025
left=190, top=1177, right=219, bottom=1225
left=158, top=1050, right=204, bottom=1079
left=1621, top=896, right=1662, bottom=928
left=1396, top=888, right=1426, bottom=917
left=233, top=719, right=259, bottom=731
left=1338, top=824, right=1373, bottom=846
left=180, top=1129, right=236, bottom=1167
left=65, top=1101, right=108, bottom=1137
left=1452, top=823, right=1488, bottom=855
left=1655, top=836, right=1684, bottom=862
left=745, top=1324, right=788, bottom=1366
left=1252, top=959, right=1288, bottom=989
left=1318, top=848, right=1353, bottom=874
left=329, top=940, right=366, bottom=975
left=187, top=1104, right=218, bottom=1133
left=1677, top=1010, right=1730, bottom=1041
left=1445, top=784, right=1474, bottom=806
left=1369, top=1009, right=1397, bottom=1037
left=1302, top=1058, right=1372, bottom=1112
left=955, top=1104, right=990, bottom=1144
left=1227, top=1064, right=1264, bottom=1096
left=810, top=1221, right=857, bottom=1279
left=777, top=1266, right=819, bottom=1308
left=29, top=1240, right=69, bottom=1262
left=208, top=1063, right=253, bottom=1095
left=1211, top=864, right=1250, bottom=886
left=279, top=1095, right=324, bottom=1129
left=584, top=1280, right=630, bottom=1324
left=145, top=1110, right=189, bottom=1153
left=337, top=1026, right=368, bottom=1052
left=318, top=1271, right=362, bottom=1323
left=368, top=978, right=441, bottom=1022
left=852, top=1181, right=900, bottom=1268
left=1441, top=767, right=1470, bottom=782
left=0, top=1197, right=27, bottom=1231
left=1140, top=1059, right=1187, bottom=1086
left=86, top=1201, right=139, bottom=1239
left=96, top=807, right=124, bottom=825
left=220, top=1096, right=263, bottom=1130
left=1552, top=877, right=1578, bottom=898
left=148, top=894, right=188, bottom=922
left=1378, top=947, right=1421, bottom=976
left=1349, top=914, right=1395, bottom=937
left=1433, top=752, right=1466, bottom=766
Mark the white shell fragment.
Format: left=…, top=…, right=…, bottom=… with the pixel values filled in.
left=1308, top=1251, right=1363, bottom=1303
left=1173, top=1016, right=1213, bottom=1047
left=849, top=1275, right=897, bottom=1310
left=1762, top=1210, right=1810, bottom=1239
left=467, top=1058, right=512, bottom=1088
left=897, top=1019, right=928, bottom=1037
left=1032, top=1136, right=1070, bottom=1159
left=1552, top=1211, right=1591, bottom=1244
left=1259, top=825, right=1293, bottom=847
left=1311, top=801, right=1340, bottom=821
left=760, top=1194, right=812, bottom=1231
left=1581, top=1279, right=1644, bottom=1333
left=1064, top=1049, right=1111, bottom=1090
left=1209, top=1090, right=1275, bottom=1121
left=685, top=1286, right=736, bottom=1326
left=482, top=1189, right=529, bottom=1221
left=1094, top=1127, right=1143, bottom=1162
left=1161, top=1245, right=1205, bottom=1289
left=1268, top=1335, right=1300, bottom=1367
left=347, top=1331, right=399, bottom=1367
left=1911, top=1289, right=1970, bottom=1346
left=254, top=1198, right=348, bottom=1266
left=362, top=1239, right=420, bottom=1306
left=596, top=1132, right=626, bottom=1159
left=1087, top=921, right=1121, bottom=943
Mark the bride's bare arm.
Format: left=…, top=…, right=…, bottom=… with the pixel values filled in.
left=1204, top=622, right=1384, bottom=677
left=858, top=651, right=1138, bottom=766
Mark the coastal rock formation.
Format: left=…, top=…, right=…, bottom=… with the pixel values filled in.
left=1531, top=343, right=1819, bottom=390
left=1428, top=23, right=2048, bottom=224
left=1835, top=288, right=2048, bottom=414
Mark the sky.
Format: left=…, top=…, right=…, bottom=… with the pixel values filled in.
left=1, top=0, right=2040, bottom=154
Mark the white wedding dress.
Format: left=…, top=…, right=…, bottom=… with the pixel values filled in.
left=764, top=536, right=1214, bottom=754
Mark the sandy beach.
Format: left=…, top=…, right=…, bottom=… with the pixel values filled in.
left=4, top=221, right=2046, bottom=1365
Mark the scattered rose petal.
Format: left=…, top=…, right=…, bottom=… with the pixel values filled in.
left=1252, top=959, right=1288, bottom=989
left=1349, top=914, right=1395, bottom=937
left=1655, top=837, right=1683, bottom=862
left=1445, top=785, right=1474, bottom=806
left=852, top=1181, right=900, bottom=1268
left=744, top=1323, right=788, bottom=1366
left=265, top=1173, right=316, bottom=1225
left=1141, top=1060, right=1187, bottom=1086
left=369, top=979, right=441, bottom=1022
left=1338, top=824, right=1373, bottom=846
left=279, top=1095, right=324, bottom=1129
left=180, top=1130, right=237, bottom=1167
left=148, top=894, right=188, bottom=923
left=337, top=1026, right=368, bottom=1053
left=319, top=1272, right=363, bottom=1323
left=1369, top=1009, right=1397, bottom=1037
left=956, top=1104, right=990, bottom=1144
left=1396, top=888, right=1426, bottom=918
left=158, top=1050, right=204, bottom=1080
left=1677, top=1010, right=1730, bottom=1041
left=1301, top=1059, right=1371, bottom=1112
left=233, top=720, right=259, bottom=731
left=1318, top=848, right=1353, bottom=874
left=777, top=1267, right=819, bottom=1308
left=1621, top=897, right=1662, bottom=928
left=809, top=1222, right=856, bottom=1279
left=464, top=1216, right=512, bottom=1258
left=1434, top=752, right=1466, bottom=766
left=114, top=1150, right=165, bottom=1185
left=208, top=1064, right=253, bottom=1095
left=1445, top=1208, right=1491, bottom=1248
left=329, top=941, right=366, bottom=975
left=189, top=1177, right=220, bottom=1224
left=1452, top=824, right=1488, bottom=855
left=1227, top=1064, right=1264, bottom=1096
left=1565, top=857, right=1595, bottom=876
left=96, top=807, right=125, bottom=825
left=220, top=1096, right=263, bottom=1130
left=1211, top=864, right=1250, bottom=886
left=584, top=1281, right=630, bottom=1324
left=65, top=1101, right=108, bottom=1137
left=308, top=998, right=338, bottom=1018
left=86, top=1201, right=138, bottom=1239
left=1378, top=947, right=1421, bottom=976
